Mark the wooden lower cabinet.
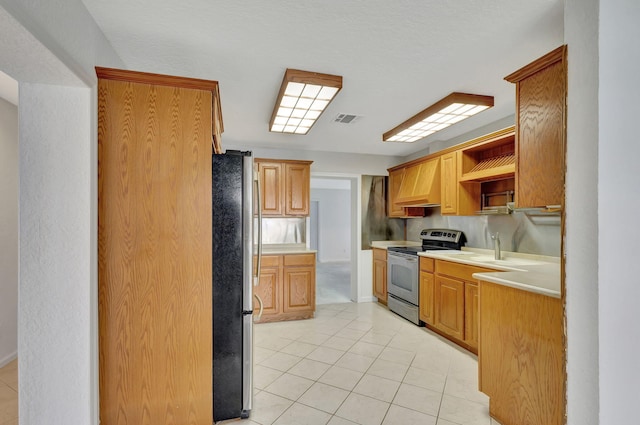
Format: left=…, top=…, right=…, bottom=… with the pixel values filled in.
left=254, top=255, right=282, bottom=317
left=464, top=282, right=479, bottom=351
left=254, top=253, right=315, bottom=322
left=479, top=280, right=565, bottom=425
left=372, top=248, right=387, bottom=304
left=434, top=275, right=465, bottom=340
left=424, top=259, right=496, bottom=353
left=419, top=271, right=435, bottom=325
left=419, top=257, right=435, bottom=325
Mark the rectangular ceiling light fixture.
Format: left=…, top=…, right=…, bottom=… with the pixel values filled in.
left=383, top=92, right=494, bottom=143
left=269, top=68, right=342, bottom=135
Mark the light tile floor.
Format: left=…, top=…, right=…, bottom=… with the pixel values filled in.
left=242, top=302, right=503, bottom=425
left=0, top=359, right=18, bottom=425
left=0, top=304, right=505, bottom=425
left=316, top=262, right=351, bottom=305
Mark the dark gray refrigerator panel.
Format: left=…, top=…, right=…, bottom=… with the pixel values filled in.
left=212, top=151, right=253, bottom=422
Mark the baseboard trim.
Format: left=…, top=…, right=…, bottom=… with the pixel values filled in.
left=358, top=296, right=376, bottom=303
left=0, top=351, right=17, bottom=368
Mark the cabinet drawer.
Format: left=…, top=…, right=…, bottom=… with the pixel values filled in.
left=260, top=255, right=282, bottom=267
left=373, top=248, right=387, bottom=261
left=284, top=253, right=316, bottom=267
left=436, top=260, right=496, bottom=281
left=420, top=257, right=434, bottom=272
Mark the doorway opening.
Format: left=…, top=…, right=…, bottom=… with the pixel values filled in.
left=310, top=175, right=357, bottom=305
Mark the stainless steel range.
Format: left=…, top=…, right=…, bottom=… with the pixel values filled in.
left=387, top=229, right=466, bottom=325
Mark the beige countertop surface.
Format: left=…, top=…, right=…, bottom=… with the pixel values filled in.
left=370, top=240, right=422, bottom=249
left=417, top=247, right=561, bottom=298
left=260, top=244, right=317, bottom=255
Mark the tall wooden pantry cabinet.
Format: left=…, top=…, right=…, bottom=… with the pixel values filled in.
left=97, top=67, right=223, bottom=425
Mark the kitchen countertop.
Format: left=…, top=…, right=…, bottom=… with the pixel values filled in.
left=261, top=244, right=317, bottom=255
left=417, top=248, right=561, bottom=298
left=370, top=240, right=422, bottom=249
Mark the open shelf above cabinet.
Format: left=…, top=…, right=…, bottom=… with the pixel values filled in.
left=459, top=130, right=516, bottom=183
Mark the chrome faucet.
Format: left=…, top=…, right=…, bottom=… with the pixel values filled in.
left=491, top=232, right=501, bottom=260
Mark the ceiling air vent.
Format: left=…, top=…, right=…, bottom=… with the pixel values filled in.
left=334, top=113, right=361, bottom=124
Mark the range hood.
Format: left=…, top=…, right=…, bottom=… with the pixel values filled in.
left=395, top=157, right=441, bottom=207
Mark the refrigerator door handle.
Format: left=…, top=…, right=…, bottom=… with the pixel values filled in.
left=242, top=155, right=254, bottom=312
left=254, top=294, right=264, bottom=320
left=254, top=163, right=263, bottom=286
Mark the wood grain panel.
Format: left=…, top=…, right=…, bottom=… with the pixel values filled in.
left=419, top=257, right=434, bottom=273
left=283, top=253, right=315, bottom=267
left=98, top=77, right=213, bottom=425
left=514, top=54, right=566, bottom=208
left=419, top=271, right=435, bottom=325
left=435, top=260, right=496, bottom=282
left=479, top=280, right=565, bottom=425
left=254, top=266, right=281, bottom=316
left=434, top=276, right=464, bottom=340
left=283, top=266, right=315, bottom=312
left=387, top=168, right=424, bottom=217
left=285, top=162, right=310, bottom=215
left=373, top=257, right=387, bottom=303
left=464, top=283, right=479, bottom=351
left=258, top=162, right=284, bottom=216
left=440, top=152, right=457, bottom=214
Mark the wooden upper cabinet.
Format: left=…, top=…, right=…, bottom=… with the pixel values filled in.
left=387, top=168, right=424, bottom=218
left=505, top=45, right=567, bottom=209
left=258, top=161, right=284, bottom=216
left=96, top=67, right=217, bottom=425
left=440, top=152, right=458, bottom=215
left=256, top=159, right=312, bottom=217
left=285, top=162, right=310, bottom=216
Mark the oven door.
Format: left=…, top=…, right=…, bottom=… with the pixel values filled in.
left=387, top=251, right=419, bottom=305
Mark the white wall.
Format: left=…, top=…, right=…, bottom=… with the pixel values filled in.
left=19, top=83, right=93, bottom=424
left=312, top=188, right=351, bottom=262
left=597, top=0, right=640, bottom=423
left=0, top=96, right=18, bottom=367
left=564, top=0, right=600, bottom=423
left=0, top=1, right=123, bottom=423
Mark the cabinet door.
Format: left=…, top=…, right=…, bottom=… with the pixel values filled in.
left=283, top=266, right=315, bottom=312
left=254, top=266, right=281, bottom=317
left=464, top=282, right=479, bottom=350
left=285, top=162, right=310, bottom=215
left=434, top=275, right=465, bottom=340
left=373, top=259, right=387, bottom=302
left=419, top=271, right=435, bottom=325
left=440, top=152, right=457, bottom=214
left=512, top=48, right=566, bottom=208
left=258, top=162, right=284, bottom=216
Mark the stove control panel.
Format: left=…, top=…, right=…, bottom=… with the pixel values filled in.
left=420, top=228, right=465, bottom=244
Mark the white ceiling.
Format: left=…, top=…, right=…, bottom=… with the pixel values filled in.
left=81, top=0, right=564, bottom=157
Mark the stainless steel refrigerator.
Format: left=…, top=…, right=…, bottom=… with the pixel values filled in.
left=212, top=150, right=262, bottom=422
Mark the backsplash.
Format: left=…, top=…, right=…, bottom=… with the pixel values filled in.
left=258, top=217, right=306, bottom=245
left=406, top=208, right=561, bottom=257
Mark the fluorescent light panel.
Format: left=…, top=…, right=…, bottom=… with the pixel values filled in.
left=383, top=92, right=494, bottom=143
left=270, top=69, right=342, bottom=135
